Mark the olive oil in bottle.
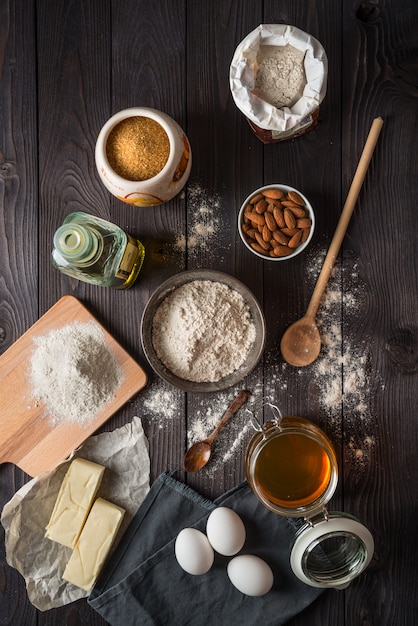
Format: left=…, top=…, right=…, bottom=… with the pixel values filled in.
left=52, top=212, right=145, bottom=288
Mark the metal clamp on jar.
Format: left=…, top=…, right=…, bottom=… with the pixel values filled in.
left=245, top=408, right=374, bottom=589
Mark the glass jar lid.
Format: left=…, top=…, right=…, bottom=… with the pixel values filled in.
left=290, top=512, right=374, bottom=588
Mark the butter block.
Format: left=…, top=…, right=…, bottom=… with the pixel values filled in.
left=45, top=457, right=105, bottom=548
left=63, top=497, right=125, bottom=591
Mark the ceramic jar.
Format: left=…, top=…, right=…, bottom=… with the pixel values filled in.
left=95, top=107, right=192, bottom=206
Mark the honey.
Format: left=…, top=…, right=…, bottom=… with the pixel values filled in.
left=254, top=432, right=332, bottom=508
left=246, top=416, right=338, bottom=517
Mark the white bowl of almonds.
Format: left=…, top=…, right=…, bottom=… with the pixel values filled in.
left=238, top=184, right=315, bottom=260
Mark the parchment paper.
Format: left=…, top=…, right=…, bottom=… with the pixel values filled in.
left=230, top=24, right=328, bottom=132
left=1, top=416, right=150, bottom=611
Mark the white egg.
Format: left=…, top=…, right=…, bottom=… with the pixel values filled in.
left=227, top=554, right=274, bottom=596
left=206, top=507, right=246, bottom=556
left=174, top=527, right=214, bottom=575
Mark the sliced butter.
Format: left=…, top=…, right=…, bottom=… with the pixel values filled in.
left=63, top=497, right=125, bottom=591
left=45, top=457, right=105, bottom=548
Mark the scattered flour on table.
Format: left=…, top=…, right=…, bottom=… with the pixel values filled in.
left=142, top=384, right=178, bottom=421
left=29, top=321, right=124, bottom=426
left=309, top=249, right=372, bottom=423
left=266, top=246, right=378, bottom=469
left=138, top=383, right=260, bottom=476
left=175, top=183, right=221, bottom=258
left=152, top=280, right=256, bottom=383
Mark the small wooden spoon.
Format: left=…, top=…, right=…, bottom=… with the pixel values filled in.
left=280, top=117, right=384, bottom=367
left=183, top=390, right=250, bottom=472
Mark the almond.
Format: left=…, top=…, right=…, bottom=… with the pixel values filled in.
left=272, top=230, right=290, bottom=245
left=273, top=207, right=286, bottom=229
left=287, top=206, right=307, bottom=218
left=262, top=188, right=284, bottom=200
left=284, top=209, right=297, bottom=229
left=264, top=212, right=277, bottom=231
left=255, top=199, right=268, bottom=214
left=250, top=193, right=265, bottom=204
left=272, top=245, right=291, bottom=257
left=296, top=218, right=312, bottom=228
left=281, top=227, right=299, bottom=236
left=301, top=227, right=310, bottom=243
left=254, top=232, right=270, bottom=250
left=250, top=242, right=268, bottom=255
left=288, top=230, right=303, bottom=249
left=247, top=212, right=265, bottom=226
left=281, top=200, right=301, bottom=208
left=288, top=190, right=305, bottom=206
left=262, top=225, right=271, bottom=242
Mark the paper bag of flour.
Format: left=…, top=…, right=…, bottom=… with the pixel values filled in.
left=230, top=24, right=328, bottom=143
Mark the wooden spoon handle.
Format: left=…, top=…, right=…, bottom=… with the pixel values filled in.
left=208, top=390, right=250, bottom=441
left=306, top=117, right=384, bottom=319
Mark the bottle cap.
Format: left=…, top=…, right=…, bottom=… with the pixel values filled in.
left=54, top=224, right=102, bottom=265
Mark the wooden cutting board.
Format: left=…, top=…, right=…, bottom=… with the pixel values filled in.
left=0, top=295, right=147, bottom=477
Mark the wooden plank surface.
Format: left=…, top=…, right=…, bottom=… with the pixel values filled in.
left=0, top=0, right=417, bottom=624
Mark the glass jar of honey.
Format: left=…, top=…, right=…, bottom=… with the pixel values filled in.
left=245, top=413, right=374, bottom=589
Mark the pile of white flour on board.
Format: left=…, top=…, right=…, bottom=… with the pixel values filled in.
left=29, top=321, right=124, bottom=425
left=152, top=280, right=256, bottom=383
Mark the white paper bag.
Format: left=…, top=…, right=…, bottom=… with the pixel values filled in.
left=230, top=24, right=328, bottom=142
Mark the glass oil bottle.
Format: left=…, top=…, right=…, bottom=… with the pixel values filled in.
left=52, top=211, right=145, bottom=288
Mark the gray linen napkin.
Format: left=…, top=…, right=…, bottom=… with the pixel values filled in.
left=88, top=472, right=325, bottom=625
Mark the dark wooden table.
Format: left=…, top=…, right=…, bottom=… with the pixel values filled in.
left=1, top=1, right=417, bottom=624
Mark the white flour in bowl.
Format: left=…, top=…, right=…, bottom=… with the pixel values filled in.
left=152, top=280, right=256, bottom=383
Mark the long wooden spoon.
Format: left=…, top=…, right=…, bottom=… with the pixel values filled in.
left=183, top=390, right=250, bottom=472
left=280, top=117, right=384, bottom=367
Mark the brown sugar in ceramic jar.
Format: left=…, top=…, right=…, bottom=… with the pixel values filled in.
left=95, top=107, right=192, bottom=206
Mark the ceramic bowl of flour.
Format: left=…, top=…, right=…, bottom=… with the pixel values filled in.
left=141, top=269, right=266, bottom=392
